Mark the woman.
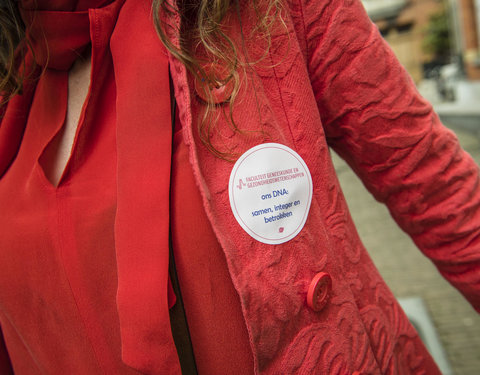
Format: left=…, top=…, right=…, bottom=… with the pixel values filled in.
left=0, top=0, right=479, bottom=374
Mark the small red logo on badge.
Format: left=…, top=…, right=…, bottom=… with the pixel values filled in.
left=236, top=178, right=246, bottom=190
left=279, top=227, right=284, bottom=233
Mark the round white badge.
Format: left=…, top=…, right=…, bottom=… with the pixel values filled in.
left=228, top=143, right=313, bottom=244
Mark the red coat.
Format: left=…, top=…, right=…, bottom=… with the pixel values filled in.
left=167, top=0, right=480, bottom=373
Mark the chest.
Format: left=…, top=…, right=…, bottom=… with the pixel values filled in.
left=41, top=52, right=92, bottom=186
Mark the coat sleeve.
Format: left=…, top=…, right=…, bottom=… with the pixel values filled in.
left=0, top=324, right=14, bottom=374
left=297, top=0, right=480, bottom=312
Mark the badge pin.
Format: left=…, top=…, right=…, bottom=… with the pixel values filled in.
left=228, top=143, right=313, bottom=245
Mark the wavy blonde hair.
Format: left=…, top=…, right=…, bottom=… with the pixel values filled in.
left=153, top=0, right=284, bottom=157
left=0, top=2, right=30, bottom=106
left=0, top=0, right=283, bottom=156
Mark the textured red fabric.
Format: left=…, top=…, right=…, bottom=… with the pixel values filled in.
left=1, top=0, right=479, bottom=373
left=171, top=126, right=255, bottom=374
left=0, top=1, right=255, bottom=373
left=20, top=11, right=91, bottom=70
left=0, top=3, right=142, bottom=372
left=19, top=0, right=182, bottom=372
left=166, top=0, right=480, bottom=373
left=0, top=53, right=36, bottom=180
left=110, top=1, right=180, bottom=373
left=0, top=64, right=141, bottom=374
left=0, top=0, right=181, bottom=373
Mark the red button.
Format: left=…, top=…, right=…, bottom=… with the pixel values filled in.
left=194, top=64, right=234, bottom=104
left=307, top=272, right=332, bottom=312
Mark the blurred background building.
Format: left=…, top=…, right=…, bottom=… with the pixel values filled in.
left=362, top=0, right=480, bottom=82
left=361, top=0, right=480, bottom=138
left=332, top=1, right=480, bottom=374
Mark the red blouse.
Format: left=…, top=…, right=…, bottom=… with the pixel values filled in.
left=0, top=2, right=253, bottom=374
left=171, top=121, right=254, bottom=375
left=0, top=51, right=132, bottom=375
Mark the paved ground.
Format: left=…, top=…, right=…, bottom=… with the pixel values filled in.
left=331, top=126, right=480, bottom=375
